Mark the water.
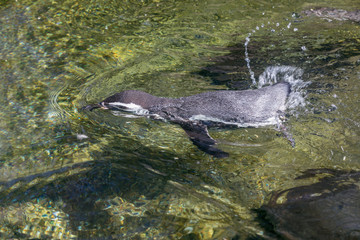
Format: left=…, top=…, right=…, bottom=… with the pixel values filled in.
left=1, top=0, right=360, bottom=239
left=257, top=65, right=309, bottom=110
left=244, top=34, right=256, bottom=85
left=243, top=14, right=303, bottom=86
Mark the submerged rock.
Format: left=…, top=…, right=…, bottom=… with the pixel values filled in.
left=303, top=7, right=360, bottom=23
left=258, top=169, right=360, bottom=239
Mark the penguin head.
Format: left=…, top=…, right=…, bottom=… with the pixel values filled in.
left=98, top=90, right=159, bottom=112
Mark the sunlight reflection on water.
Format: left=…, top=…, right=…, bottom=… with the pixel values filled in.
left=0, top=0, right=360, bottom=239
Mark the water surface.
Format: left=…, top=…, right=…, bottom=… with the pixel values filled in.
left=0, top=0, right=360, bottom=239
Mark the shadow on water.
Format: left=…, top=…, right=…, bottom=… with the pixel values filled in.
left=1, top=1, right=360, bottom=238
left=255, top=169, right=360, bottom=240
left=195, top=44, right=252, bottom=90
left=195, top=28, right=360, bottom=91
left=0, top=130, right=248, bottom=239
left=0, top=145, right=191, bottom=238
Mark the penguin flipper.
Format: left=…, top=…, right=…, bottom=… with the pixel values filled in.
left=178, top=121, right=229, bottom=158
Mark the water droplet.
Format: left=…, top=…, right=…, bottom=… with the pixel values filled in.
left=77, top=134, right=89, bottom=140
left=244, top=35, right=256, bottom=85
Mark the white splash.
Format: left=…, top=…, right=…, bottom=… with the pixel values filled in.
left=244, top=13, right=302, bottom=88
left=244, top=34, right=256, bottom=85
left=257, top=66, right=310, bottom=110
left=258, top=66, right=303, bottom=87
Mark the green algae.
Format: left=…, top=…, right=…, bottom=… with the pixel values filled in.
left=0, top=0, right=360, bottom=239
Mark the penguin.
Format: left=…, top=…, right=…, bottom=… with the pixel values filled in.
left=83, top=82, right=291, bottom=158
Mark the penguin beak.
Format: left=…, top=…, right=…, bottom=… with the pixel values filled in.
left=82, top=103, right=103, bottom=111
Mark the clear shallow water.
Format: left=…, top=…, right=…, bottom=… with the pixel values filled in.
left=0, top=0, right=360, bottom=239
